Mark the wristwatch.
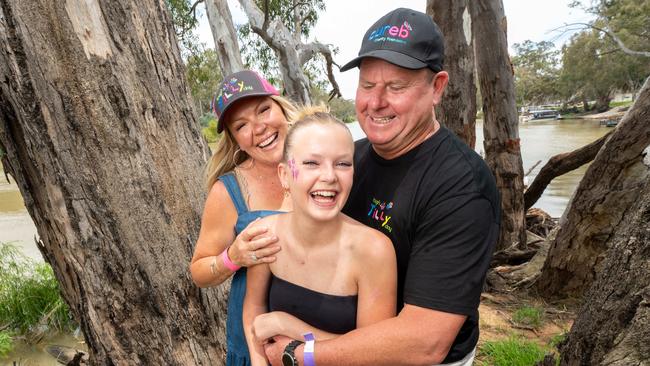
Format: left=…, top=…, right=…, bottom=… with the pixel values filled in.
left=282, top=340, right=304, bottom=366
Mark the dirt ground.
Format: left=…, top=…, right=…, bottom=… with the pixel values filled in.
left=476, top=290, right=577, bottom=363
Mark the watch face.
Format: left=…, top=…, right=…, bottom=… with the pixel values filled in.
left=282, top=352, right=296, bottom=366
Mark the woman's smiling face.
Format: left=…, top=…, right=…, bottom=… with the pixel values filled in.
left=225, top=96, right=288, bottom=166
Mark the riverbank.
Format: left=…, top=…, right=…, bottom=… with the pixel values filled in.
left=567, top=105, right=628, bottom=120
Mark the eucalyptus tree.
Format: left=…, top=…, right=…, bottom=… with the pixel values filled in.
left=427, top=0, right=477, bottom=148
left=511, top=40, right=560, bottom=107
left=470, top=0, right=527, bottom=250
left=539, top=77, right=650, bottom=364
left=166, top=0, right=203, bottom=57
left=205, top=0, right=245, bottom=75
left=570, top=0, right=650, bottom=57
left=558, top=0, right=650, bottom=110
left=560, top=27, right=649, bottom=112
left=537, top=77, right=650, bottom=299
left=186, top=48, right=223, bottom=115
left=234, top=0, right=341, bottom=104
left=0, top=0, right=228, bottom=363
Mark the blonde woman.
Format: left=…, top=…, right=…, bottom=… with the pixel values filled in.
left=242, top=108, right=397, bottom=366
left=190, top=70, right=297, bottom=366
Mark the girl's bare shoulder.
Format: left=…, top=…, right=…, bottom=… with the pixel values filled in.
left=341, top=214, right=394, bottom=261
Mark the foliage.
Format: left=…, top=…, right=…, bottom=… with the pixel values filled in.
left=0, top=243, right=73, bottom=335
left=571, top=0, right=650, bottom=52
left=185, top=48, right=223, bottom=115
left=559, top=25, right=650, bottom=111
left=561, top=0, right=650, bottom=110
left=479, top=336, right=548, bottom=366
left=165, top=0, right=203, bottom=57
left=238, top=0, right=330, bottom=87
left=549, top=332, right=567, bottom=349
left=0, top=331, right=12, bottom=358
left=512, top=41, right=561, bottom=106
left=311, top=86, right=356, bottom=122
left=512, top=306, right=544, bottom=329
left=202, top=118, right=219, bottom=143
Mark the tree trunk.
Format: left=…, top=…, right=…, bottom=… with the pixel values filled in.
left=524, top=131, right=612, bottom=210
left=470, top=0, right=526, bottom=250
left=559, top=178, right=650, bottom=365
left=427, top=0, right=477, bottom=149
left=0, top=0, right=228, bottom=364
left=238, top=0, right=312, bottom=104
left=537, top=77, right=650, bottom=299
left=595, top=93, right=612, bottom=113
left=205, top=0, right=244, bottom=75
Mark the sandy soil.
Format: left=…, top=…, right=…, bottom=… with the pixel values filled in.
left=577, top=106, right=628, bottom=120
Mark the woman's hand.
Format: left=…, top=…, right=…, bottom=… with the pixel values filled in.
left=252, top=311, right=289, bottom=343
left=228, top=222, right=281, bottom=267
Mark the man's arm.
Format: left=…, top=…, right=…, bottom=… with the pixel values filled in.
left=265, top=304, right=465, bottom=366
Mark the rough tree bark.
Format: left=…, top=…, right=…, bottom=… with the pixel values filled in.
left=234, top=0, right=341, bottom=105
left=0, top=0, right=228, bottom=364
left=559, top=177, right=650, bottom=365
left=205, top=0, right=245, bottom=75
left=524, top=131, right=612, bottom=210
left=469, top=0, right=526, bottom=250
left=537, top=77, right=650, bottom=299
left=427, top=0, right=477, bottom=148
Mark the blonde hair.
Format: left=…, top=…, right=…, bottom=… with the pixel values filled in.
left=204, top=95, right=298, bottom=190
left=282, top=105, right=352, bottom=162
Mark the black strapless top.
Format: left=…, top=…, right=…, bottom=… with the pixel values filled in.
left=268, top=274, right=358, bottom=334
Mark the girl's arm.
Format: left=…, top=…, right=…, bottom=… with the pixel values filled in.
left=252, top=311, right=339, bottom=342
left=243, top=262, right=273, bottom=366
left=355, top=231, right=398, bottom=327
left=252, top=230, right=397, bottom=344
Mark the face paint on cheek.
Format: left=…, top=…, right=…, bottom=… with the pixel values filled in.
left=288, top=158, right=299, bottom=180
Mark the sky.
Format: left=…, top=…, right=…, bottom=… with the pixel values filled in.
left=196, top=1, right=592, bottom=99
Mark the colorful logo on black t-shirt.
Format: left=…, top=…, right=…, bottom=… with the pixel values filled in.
left=367, top=198, right=393, bottom=233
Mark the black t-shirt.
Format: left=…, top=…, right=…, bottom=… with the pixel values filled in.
left=343, top=127, right=500, bottom=363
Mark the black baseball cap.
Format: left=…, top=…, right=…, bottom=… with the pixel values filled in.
left=211, top=70, right=279, bottom=133
left=340, top=8, right=444, bottom=72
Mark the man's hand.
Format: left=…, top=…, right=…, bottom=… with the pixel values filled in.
left=263, top=335, right=294, bottom=366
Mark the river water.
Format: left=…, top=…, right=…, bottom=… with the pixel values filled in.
left=0, top=118, right=610, bottom=263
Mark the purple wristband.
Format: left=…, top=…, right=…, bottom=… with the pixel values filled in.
left=303, top=332, right=315, bottom=366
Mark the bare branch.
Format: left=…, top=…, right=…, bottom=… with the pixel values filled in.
left=298, top=42, right=342, bottom=100
left=289, top=1, right=311, bottom=13
left=600, top=18, right=650, bottom=57
left=550, top=22, right=650, bottom=57
left=297, top=10, right=314, bottom=35
left=187, top=0, right=205, bottom=21
left=238, top=0, right=313, bottom=104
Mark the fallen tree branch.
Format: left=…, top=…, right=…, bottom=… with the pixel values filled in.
left=524, top=131, right=613, bottom=210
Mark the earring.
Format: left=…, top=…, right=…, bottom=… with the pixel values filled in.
left=233, top=148, right=245, bottom=166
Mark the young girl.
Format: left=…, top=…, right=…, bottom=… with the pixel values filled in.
left=242, top=107, right=397, bottom=366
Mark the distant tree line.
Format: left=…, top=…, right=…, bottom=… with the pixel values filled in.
left=512, top=0, right=650, bottom=112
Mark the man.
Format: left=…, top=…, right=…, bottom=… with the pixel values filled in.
left=264, top=8, right=499, bottom=365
